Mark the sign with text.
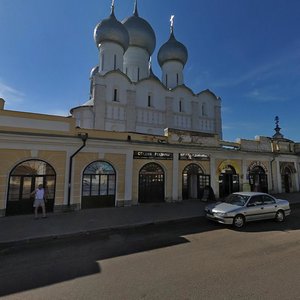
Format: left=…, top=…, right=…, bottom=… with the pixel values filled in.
left=133, top=151, right=173, bottom=160
left=179, top=153, right=210, bottom=161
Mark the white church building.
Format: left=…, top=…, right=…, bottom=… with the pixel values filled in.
left=71, top=1, right=222, bottom=137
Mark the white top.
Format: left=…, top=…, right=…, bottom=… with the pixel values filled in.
left=35, top=188, right=45, bottom=200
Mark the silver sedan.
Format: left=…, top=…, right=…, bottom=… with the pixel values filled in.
left=205, top=192, right=291, bottom=228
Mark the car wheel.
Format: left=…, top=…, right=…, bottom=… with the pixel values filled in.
left=233, top=214, right=245, bottom=228
left=275, top=210, right=285, bottom=222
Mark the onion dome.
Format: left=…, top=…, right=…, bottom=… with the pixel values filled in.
left=94, top=4, right=129, bottom=51
left=158, top=26, right=188, bottom=67
left=122, top=0, right=156, bottom=55
left=90, top=66, right=99, bottom=78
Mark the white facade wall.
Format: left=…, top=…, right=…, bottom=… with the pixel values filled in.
left=161, top=61, right=184, bottom=89
left=73, top=71, right=222, bottom=136
left=123, top=46, right=149, bottom=82
left=99, top=42, right=124, bottom=74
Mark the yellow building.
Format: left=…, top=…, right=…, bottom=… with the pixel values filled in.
left=1, top=98, right=299, bottom=216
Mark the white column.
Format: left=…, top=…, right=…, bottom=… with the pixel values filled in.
left=276, top=159, right=282, bottom=193
left=210, top=155, right=217, bottom=196
left=172, top=151, right=179, bottom=201
left=242, top=159, right=250, bottom=192
left=64, top=149, right=71, bottom=206
left=124, top=150, right=133, bottom=205
left=294, top=161, right=299, bottom=192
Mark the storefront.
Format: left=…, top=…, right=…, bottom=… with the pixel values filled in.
left=6, top=159, right=56, bottom=216
left=248, top=161, right=268, bottom=193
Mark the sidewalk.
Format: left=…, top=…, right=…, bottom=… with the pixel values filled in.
left=0, top=193, right=299, bottom=249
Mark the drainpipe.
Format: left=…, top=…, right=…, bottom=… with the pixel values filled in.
left=67, top=133, right=88, bottom=207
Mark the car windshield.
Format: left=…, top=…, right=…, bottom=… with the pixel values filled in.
left=224, top=194, right=250, bottom=206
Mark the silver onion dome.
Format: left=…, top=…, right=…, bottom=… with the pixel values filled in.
left=158, top=28, right=188, bottom=67
left=122, top=1, right=156, bottom=55
left=94, top=5, right=129, bottom=51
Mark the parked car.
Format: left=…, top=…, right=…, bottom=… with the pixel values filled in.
left=205, top=192, right=291, bottom=228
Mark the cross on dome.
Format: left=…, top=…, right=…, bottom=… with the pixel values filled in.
left=170, top=15, right=175, bottom=32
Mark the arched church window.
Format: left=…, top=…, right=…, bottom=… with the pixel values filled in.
left=148, top=94, right=152, bottom=107
left=179, top=98, right=184, bottom=112
left=114, top=54, right=117, bottom=70
left=202, top=103, right=207, bottom=116
left=113, top=88, right=118, bottom=102
left=101, top=54, right=104, bottom=71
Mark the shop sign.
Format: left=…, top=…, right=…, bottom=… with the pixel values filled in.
left=133, top=151, right=173, bottom=160
left=179, top=153, right=210, bottom=161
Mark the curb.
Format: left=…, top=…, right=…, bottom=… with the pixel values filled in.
left=0, top=216, right=203, bottom=252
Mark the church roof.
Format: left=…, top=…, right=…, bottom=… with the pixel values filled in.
left=122, top=0, right=156, bottom=55
left=94, top=4, right=129, bottom=51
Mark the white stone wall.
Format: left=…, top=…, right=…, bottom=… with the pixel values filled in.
left=99, top=42, right=124, bottom=74
left=73, top=71, right=222, bottom=137
left=123, top=46, right=149, bottom=82
left=161, top=61, right=184, bottom=89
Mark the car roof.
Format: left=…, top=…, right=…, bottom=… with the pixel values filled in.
left=232, top=192, right=270, bottom=197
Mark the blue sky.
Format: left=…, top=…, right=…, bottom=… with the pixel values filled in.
left=0, top=0, right=299, bottom=142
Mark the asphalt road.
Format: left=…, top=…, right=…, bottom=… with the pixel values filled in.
left=1, top=208, right=300, bottom=300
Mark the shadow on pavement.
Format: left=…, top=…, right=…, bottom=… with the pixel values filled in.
left=0, top=207, right=299, bottom=297
left=0, top=218, right=219, bottom=297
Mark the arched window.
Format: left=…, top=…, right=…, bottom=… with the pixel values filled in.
left=179, top=98, right=184, bottom=112
left=202, top=103, right=207, bottom=116
left=82, top=161, right=116, bottom=208
left=114, top=54, right=117, bottom=70
left=7, top=159, right=56, bottom=215
left=113, top=88, right=118, bottom=102
left=148, top=94, right=152, bottom=107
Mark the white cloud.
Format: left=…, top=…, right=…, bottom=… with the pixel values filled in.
left=245, top=89, right=286, bottom=103
left=0, top=80, right=25, bottom=104
left=212, top=44, right=300, bottom=89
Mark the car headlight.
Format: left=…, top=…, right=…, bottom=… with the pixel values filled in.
left=215, top=212, right=227, bottom=217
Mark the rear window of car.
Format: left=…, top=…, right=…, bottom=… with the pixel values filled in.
left=225, top=194, right=249, bottom=206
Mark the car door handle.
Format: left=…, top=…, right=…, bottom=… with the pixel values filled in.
left=275, top=205, right=277, bottom=208
left=261, top=207, right=264, bottom=209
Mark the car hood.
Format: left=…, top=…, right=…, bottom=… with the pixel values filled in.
left=206, top=202, right=241, bottom=213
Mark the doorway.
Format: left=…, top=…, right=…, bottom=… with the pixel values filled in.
left=219, top=165, right=239, bottom=198
left=249, top=166, right=268, bottom=193
left=182, top=164, right=210, bottom=200
left=7, top=160, right=56, bottom=216
left=139, top=163, right=165, bottom=203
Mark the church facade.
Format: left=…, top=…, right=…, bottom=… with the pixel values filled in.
left=0, top=1, right=299, bottom=216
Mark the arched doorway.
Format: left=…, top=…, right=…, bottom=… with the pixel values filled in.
left=182, top=164, right=210, bottom=200
left=139, top=163, right=164, bottom=203
left=282, top=166, right=292, bottom=193
left=249, top=166, right=268, bottom=193
left=7, top=159, right=56, bottom=216
left=82, top=161, right=116, bottom=208
left=219, top=165, right=239, bottom=198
